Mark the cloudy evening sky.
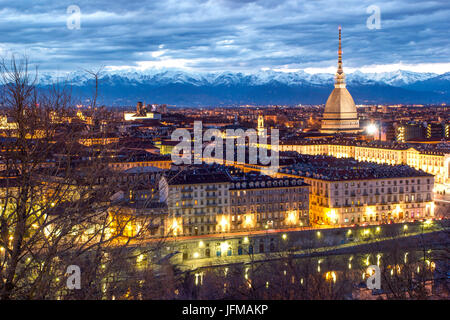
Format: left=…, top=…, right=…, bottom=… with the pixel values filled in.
left=1, top=0, right=449, bottom=74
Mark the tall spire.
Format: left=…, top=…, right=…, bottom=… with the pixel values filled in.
left=335, top=26, right=346, bottom=88
left=321, top=26, right=360, bottom=134
left=338, top=26, right=343, bottom=74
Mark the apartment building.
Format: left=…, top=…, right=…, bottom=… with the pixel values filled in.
left=229, top=177, right=309, bottom=231
left=159, top=168, right=231, bottom=236
left=279, top=139, right=449, bottom=189
left=282, top=155, right=435, bottom=226
left=159, top=167, right=310, bottom=236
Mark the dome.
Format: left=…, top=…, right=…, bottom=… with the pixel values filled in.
left=323, top=87, right=357, bottom=119
left=320, top=27, right=360, bottom=134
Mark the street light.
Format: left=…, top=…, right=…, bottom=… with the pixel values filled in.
left=366, top=123, right=378, bottom=135
left=220, top=242, right=229, bottom=253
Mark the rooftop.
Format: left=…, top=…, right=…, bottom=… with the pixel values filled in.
left=230, top=176, right=308, bottom=190
left=280, top=137, right=450, bottom=153
left=282, top=154, right=433, bottom=181
left=165, top=167, right=231, bottom=185
left=123, top=166, right=163, bottom=174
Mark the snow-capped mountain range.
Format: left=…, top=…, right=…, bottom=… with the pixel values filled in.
left=36, top=69, right=450, bottom=106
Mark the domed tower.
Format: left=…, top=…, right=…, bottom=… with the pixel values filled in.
left=320, top=27, right=360, bottom=134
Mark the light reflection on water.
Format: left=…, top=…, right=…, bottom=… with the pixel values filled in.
left=189, top=248, right=439, bottom=289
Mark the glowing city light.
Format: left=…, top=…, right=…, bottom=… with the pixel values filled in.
left=393, top=204, right=402, bottom=218
left=219, top=215, right=230, bottom=232
left=326, top=209, right=337, bottom=223
left=243, top=214, right=255, bottom=228
left=366, top=124, right=378, bottom=135
left=367, top=266, right=376, bottom=276
left=366, top=206, right=376, bottom=216
left=220, top=217, right=227, bottom=228
left=325, top=271, right=337, bottom=283
left=195, top=273, right=203, bottom=286
left=220, top=242, right=229, bottom=253
left=285, top=211, right=298, bottom=225
left=169, top=217, right=183, bottom=236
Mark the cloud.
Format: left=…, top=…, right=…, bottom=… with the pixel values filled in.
left=0, top=0, right=449, bottom=73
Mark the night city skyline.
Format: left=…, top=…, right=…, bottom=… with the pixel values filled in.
left=0, top=0, right=448, bottom=309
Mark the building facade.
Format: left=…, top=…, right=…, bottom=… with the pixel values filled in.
left=159, top=170, right=232, bottom=236
left=281, top=155, right=435, bottom=226
left=159, top=168, right=310, bottom=236
left=229, top=177, right=309, bottom=231
left=280, top=140, right=450, bottom=191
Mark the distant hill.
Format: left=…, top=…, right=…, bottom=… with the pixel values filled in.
left=35, top=69, right=449, bottom=106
